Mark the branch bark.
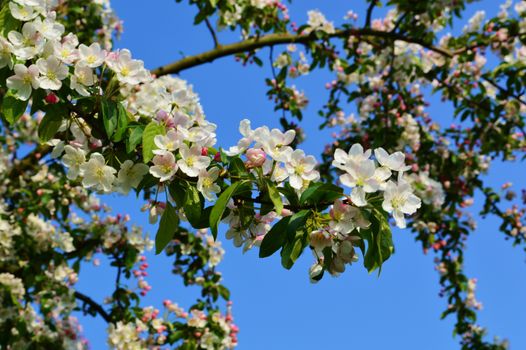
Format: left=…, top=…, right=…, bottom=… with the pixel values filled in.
left=151, top=28, right=453, bottom=76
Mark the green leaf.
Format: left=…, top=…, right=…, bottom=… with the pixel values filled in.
left=169, top=181, right=187, bottom=207
left=266, top=179, right=283, bottom=214
left=142, top=122, right=165, bottom=163
left=38, top=105, right=67, bottom=142
left=300, top=182, right=343, bottom=206
left=362, top=209, right=393, bottom=274
left=101, top=99, right=118, bottom=138
left=278, top=183, right=300, bottom=208
left=112, top=102, right=129, bottom=142
left=259, top=216, right=291, bottom=258
left=218, top=285, right=230, bottom=300
left=2, top=94, right=28, bottom=125
left=126, top=126, right=143, bottom=154
left=184, top=185, right=205, bottom=228
left=287, top=210, right=311, bottom=236
left=0, top=4, right=20, bottom=37
left=155, top=202, right=179, bottom=254
left=209, top=180, right=247, bottom=239
left=228, top=156, right=248, bottom=177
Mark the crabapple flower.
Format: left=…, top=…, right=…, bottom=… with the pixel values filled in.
left=197, top=167, right=221, bottom=201
left=374, top=147, right=410, bottom=172
left=61, top=145, right=86, bottom=180
left=225, top=119, right=253, bottom=156
left=33, top=15, right=65, bottom=41
left=382, top=180, right=422, bottom=228
left=78, top=43, right=105, bottom=68
left=8, top=2, right=38, bottom=21
left=54, top=33, right=79, bottom=64
left=149, top=151, right=178, bottom=182
left=259, top=128, right=295, bottom=162
left=332, top=144, right=372, bottom=171
left=329, top=200, right=369, bottom=234
left=106, top=49, right=151, bottom=85
left=177, top=144, right=211, bottom=177
left=285, top=149, right=319, bottom=190
left=8, top=22, right=45, bottom=60
left=36, top=56, right=68, bottom=90
left=0, top=37, right=13, bottom=69
left=339, top=159, right=379, bottom=206
left=70, top=63, right=96, bottom=96
left=306, top=10, right=335, bottom=34
left=116, top=160, right=149, bottom=194
left=6, top=64, right=40, bottom=100
left=153, top=130, right=183, bottom=154
left=79, top=153, right=117, bottom=192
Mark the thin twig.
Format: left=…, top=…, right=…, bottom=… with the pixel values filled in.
left=204, top=17, right=220, bottom=48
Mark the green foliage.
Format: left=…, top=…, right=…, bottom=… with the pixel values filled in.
left=1, top=94, right=28, bottom=125
left=155, top=202, right=179, bottom=254
left=210, top=180, right=248, bottom=239
left=38, top=104, right=68, bottom=142
left=142, top=122, right=166, bottom=163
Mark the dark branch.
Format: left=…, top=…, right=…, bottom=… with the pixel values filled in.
left=364, top=0, right=377, bottom=28
left=74, top=291, right=112, bottom=323
left=151, top=28, right=453, bottom=76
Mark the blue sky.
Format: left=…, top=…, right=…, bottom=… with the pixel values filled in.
left=74, top=1, right=526, bottom=349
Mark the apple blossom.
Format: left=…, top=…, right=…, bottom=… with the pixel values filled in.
left=177, top=144, right=211, bottom=177
left=284, top=149, right=319, bottom=190
left=79, top=153, right=117, bottom=192
left=149, top=151, right=178, bottom=182
left=61, top=145, right=86, bottom=180
left=36, top=56, right=68, bottom=90
left=78, top=42, right=106, bottom=68
left=116, top=160, right=149, bottom=194
left=70, top=63, right=96, bottom=96
left=6, top=63, right=40, bottom=100
left=8, top=22, right=45, bottom=60
left=382, top=180, right=422, bottom=228
left=197, top=167, right=221, bottom=201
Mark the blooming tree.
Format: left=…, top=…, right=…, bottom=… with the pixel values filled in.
left=0, top=0, right=524, bottom=349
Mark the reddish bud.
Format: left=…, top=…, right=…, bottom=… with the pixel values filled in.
left=45, top=93, right=59, bottom=104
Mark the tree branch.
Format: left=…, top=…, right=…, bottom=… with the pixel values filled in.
left=74, top=291, right=112, bottom=323
left=151, top=28, right=453, bottom=76
left=364, top=0, right=377, bottom=28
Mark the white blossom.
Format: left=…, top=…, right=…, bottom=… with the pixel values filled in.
left=6, top=63, right=39, bottom=100
left=382, top=179, right=421, bottom=228
left=197, top=167, right=221, bottom=201
left=36, top=56, right=68, bottom=90
left=116, top=160, right=149, bottom=194
left=79, top=153, right=117, bottom=192
left=177, top=144, right=211, bottom=177
left=149, top=150, right=177, bottom=182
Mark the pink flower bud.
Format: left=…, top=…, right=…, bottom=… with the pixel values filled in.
left=245, top=148, right=266, bottom=168
left=201, top=147, right=208, bottom=156
left=45, top=93, right=59, bottom=104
